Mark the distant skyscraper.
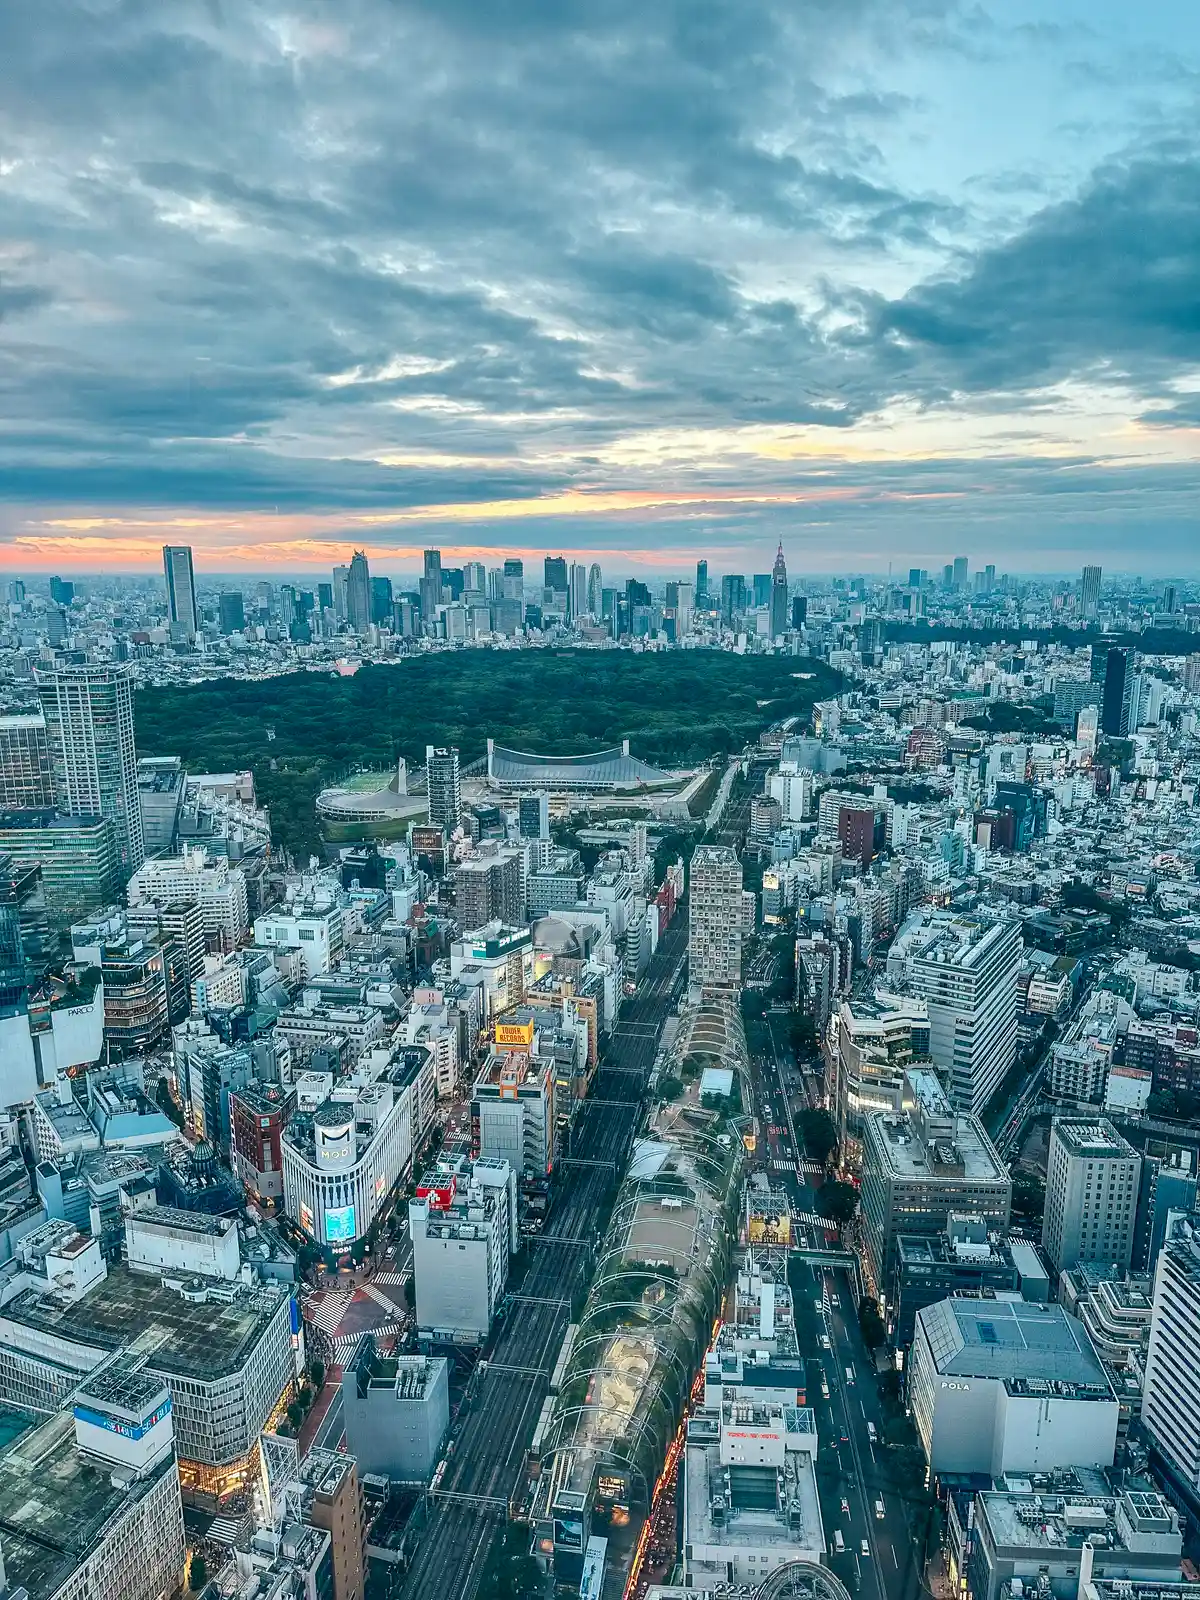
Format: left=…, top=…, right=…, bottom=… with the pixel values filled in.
left=791, top=595, right=807, bottom=630
left=587, top=562, right=603, bottom=618
left=1080, top=564, right=1102, bottom=620
left=463, top=561, right=487, bottom=595
left=1162, top=582, right=1178, bottom=615
left=162, top=545, right=198, bottom=637
left=720, top=574, right=746, bottom=623
left=568, top=563, right=588, bottom=623
left=688, top=845, right=743, bottom=994
left=37, top=661, right=144, bottom=874
left=6, top=580, right=25, bottom=606
left=423, top=549, right=442, bottom=582
left=501, top=558, right=524, bottom=604
left=218, top=591, right=245, bottom=635
left=696, top=559, right=708, bottom=604
left=345, top=550, right=372, bottom=633
left=419, top=549, right=443, bottom=622
left=49, top=576, right=74, bottom=606
left=1101, top=646, right=1134, bottom=737
left=544, top=555, right=568, bottom=595
left=370, top=574, right=393, bottom=625
left=908, top=568, right=923, bottom=589
left=425, top=746, right=461, bottom=833
left=769, top=542, right=789, bottom=639
left=952, top=555, right=969, bottom=591
left=332, top=565, right=349, bottom=621
left=752, top=573, right=772, bottom=608
left=317, top=581, right=334, bottom=612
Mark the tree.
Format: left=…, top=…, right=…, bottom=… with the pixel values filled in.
left=309, top=1359, right=325, bottom=1389
left=1011, top=1172, right=1045, bottom=1219
left=799, top=1108, right=839, bottom=1166
left=189, top=1556, right=208, bottom=1592
left=658, top=1074, right=685, bottom=1103
left=789, top=1015, right=818, bottom=1056
left=858, top=1296, right=886, bottom=1350
left=816, top=1180, right=859, bottom=1224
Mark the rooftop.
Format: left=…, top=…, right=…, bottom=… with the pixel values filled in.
left=917, top=1296, right=1112, bottom=1395
left=0, top=1408, right=177, bottom=1600
left=488, top=739, right=676, bottom=790
left=1052, top=1119, right=1139, bottom=1161
left=979, top=1484, right=1179, bottom=1555
left=4, top=1262, right=288, bottom=1380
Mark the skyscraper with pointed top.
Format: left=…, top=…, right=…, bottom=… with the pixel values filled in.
left=769, top=541, right=789, bottom=638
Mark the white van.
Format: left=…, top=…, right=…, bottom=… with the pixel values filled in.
left=875, top=1498, right=885, bottom=1520
left=833, top=1530, right=845, bottom=1554
left=866, top=1421, right=876, bottom=1443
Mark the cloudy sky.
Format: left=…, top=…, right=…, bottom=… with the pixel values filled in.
left=2, top=0, right=1199, bottom=579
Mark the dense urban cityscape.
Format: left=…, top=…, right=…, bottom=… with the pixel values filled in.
left=0, top=545, right=1199, bottom=1600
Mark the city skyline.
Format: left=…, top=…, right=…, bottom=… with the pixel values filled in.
left=3, top=3, right=1200, bottom=574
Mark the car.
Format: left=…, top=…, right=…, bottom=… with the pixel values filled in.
left=861, top=1540, right=870, bottom=1558
left=821, top=1376, right=829, bottom=1398
left=821, top=1334, right=831, bottom=1349
left=830, top=1293, right=840, bottom=1308
left=814, top=1299, right=824, bottom=1312
left=845, top=1366, right=854, bottom=1385
left=839, top=1432, right=849, bottom=1445
left=841, top=1498, right=850, bottom=1516
left=875, top=1498, right=885, bottom=1520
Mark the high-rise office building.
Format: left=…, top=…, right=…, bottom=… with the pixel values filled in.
left=332, top=564, right=349, bottom=622
left=1162, top=582, right=1178, bottom=615
left=720, top=574, right=746, bottom=623
left=37, top=662, right=144, bottom=874
left=752, top=573, right=771, bottom=608
left=1042, top=1118, right=1141, bottom=1275
left=688, top=845, right=743, bottom=994
left=769, top=541, right=789, bottom=638
left=1080, top=564, right=1102, bottom=620
left=218, top=591, right=245, bottom=634
left=1142, top=1212, right=1200, bottom=1501
left=0, top=714, right=55, bottom=808
left=463, top=561, right=487, bottom=596
left=888, top=908, right=1020, bottom=1114
left=908, top=568, right=923, bottom=589
left=544, top=555, right=568, bottom=595
left=791, top=594, right=807, bottom=630
left=346, top=550, right=372, bottom=633
left=370, top=574, right=393, bottom=625
left=420, top=549, right=443, bottom=622
left=695, top=559, right=708, bottom=604
left=49, top=575, right=74, bottom=605
left=425, top=746, right=461, bottom=833
left=952, top=555, right=969, bottom=591
left=318, top=581, right=334, bottom=613
left=1101, top=646, right=1134, bottom=737
left=587, top=563, right=603, bottom=617
left=568, top=563, right=588, bottom=622
left=162, top=545, right=198, bottom=637
left=502, top=558, right=524, bottom=602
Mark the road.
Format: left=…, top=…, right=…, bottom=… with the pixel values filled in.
left=786, top=1256, right=925, bottom=1600
left=398, top=913, right=690, bottom=1600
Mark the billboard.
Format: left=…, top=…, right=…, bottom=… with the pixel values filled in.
left=324, top=1204, right=357, bottom=1245
left=495, top=1019, right=534, bottom=1049
left=299, top=1202, right=314, bottom=1234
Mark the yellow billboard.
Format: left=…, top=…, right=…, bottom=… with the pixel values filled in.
left=495, top=1019, right=535, bottom=1049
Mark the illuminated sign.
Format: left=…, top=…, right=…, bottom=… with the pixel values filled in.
left=298, top=1203, right=314, bottom=1233
left=940, top=1381, right=971, bottom=1391
left=375, top=1173, right=387, bottom=1199
left=325, top=1204, right=357, bottom=1244
left=74, top=1399, right=171, bottom=1439
left=495, top=1020, right=534, bottom=1048
left=554, top=1518, right=585, bottom=1552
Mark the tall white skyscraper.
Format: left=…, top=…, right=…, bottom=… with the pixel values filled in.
left=36, top=662, right=144, bottom=874
left=888, top=908, right=1020, bottom=1113
left=587, top=562, right=603, bottom=618
left=688, top=845, right=743, bottom=994
left=1143, top=1211, right=1200, bottom=1498
left=346, top=550, right=372, bottom=633
left=162, top=544, right=198, bottom=637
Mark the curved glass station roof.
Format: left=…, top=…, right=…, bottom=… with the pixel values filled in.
left=542, top=995, right=750, bottom=1516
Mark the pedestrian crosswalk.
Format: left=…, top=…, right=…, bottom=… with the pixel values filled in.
left=330, top=1322, right=406, bottom=1365
left=304, top=1290, right=353, bottom=1337
left=769, top=1157, right=828, bottom=1178
left=371, top=1271, right=411, bottom=1287
left=792, top=1209, right=839, bottom=1231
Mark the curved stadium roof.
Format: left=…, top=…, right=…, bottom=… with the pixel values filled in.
left=487, top=737, right=675, bottom=791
